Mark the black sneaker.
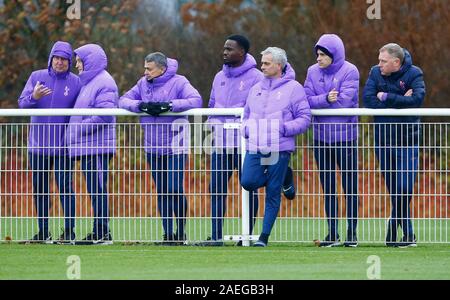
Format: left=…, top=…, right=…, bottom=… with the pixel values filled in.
left=317, top=234, right=340, bottom=247
left=252, top=240, right=267, bottom=247
left=173, top=233, right=187, bottom=246
left=343, top=233, right=358, bottom=247
left=28, top=232, right=52, bottom=244
left=58, top=230, right=76, bottom=245
left=385, top=232, right=398, bottom=247
left=95, top=232, right=113, bottom=245
left=77, top=232, right=113, bottom=245
left=155, top=234, right=177, bottom=246
left=397, top=234, right=417, bottom=248
left=195, top=236, right=224, bottom=247
left=385, top=241, right=398, bottom=247
left=282, top=167, right=296, bottom=200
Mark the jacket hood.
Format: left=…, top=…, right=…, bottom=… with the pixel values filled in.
left=223, top=53, right=257, bottom=78
left=390, top=48, right=413, bottom=78
left=47, top=41, right=73, bottom=78
left=147, top=57, right=178, bottom=86
left=261, top=62, right=296, bottom=90
left=315, top=34, right=346, bottom=74
left=74, top=44, right=108, bottom=85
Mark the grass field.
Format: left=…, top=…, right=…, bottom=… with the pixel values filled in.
left=0, top=243, right=449, bottom=280
left=2, top=217, right=448, bottom=280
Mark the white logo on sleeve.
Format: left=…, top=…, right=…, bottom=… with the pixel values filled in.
left=239, top=81, right=245, bottom=91
left=277, top=92, right=282, bottom=100
left=64, top=86, right=70, bottom=96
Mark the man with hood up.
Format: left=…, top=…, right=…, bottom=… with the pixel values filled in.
left=304, top=34, right=360, bottom=247
left=240, top=47, right=311, bottom=247
left=18, top=41, right=81, bottom=244
left=119, top=52, right=202, bottom=245
left=363, top=43, right=425, bottom=248
left=66, top=43, right=118, bottom=244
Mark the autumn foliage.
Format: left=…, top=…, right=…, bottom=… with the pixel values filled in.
left=180, top=0, right=449, bottom=107
left=1, top=0, right=449, bottom=107
left=0, top=0, right=139, bottom=107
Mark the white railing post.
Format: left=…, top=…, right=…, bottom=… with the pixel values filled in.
left=240, top=113, right=250, bottom=247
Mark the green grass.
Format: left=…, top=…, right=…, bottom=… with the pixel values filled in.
left=0, top=243, right=449, bottom=280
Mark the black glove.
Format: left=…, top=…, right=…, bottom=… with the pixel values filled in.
left=138, top=102, right=172, bottom=116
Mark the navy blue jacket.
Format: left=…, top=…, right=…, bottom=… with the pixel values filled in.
left=363, top=49, right=425, bottom=146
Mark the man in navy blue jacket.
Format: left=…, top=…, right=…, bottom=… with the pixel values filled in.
left=363, top=43, right=425, bottom=248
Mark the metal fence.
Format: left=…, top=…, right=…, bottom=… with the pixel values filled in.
left=0, top=108, right=448, bottom=245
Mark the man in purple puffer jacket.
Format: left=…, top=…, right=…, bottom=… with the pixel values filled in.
left=66, top=43, right=118, bottom=244
left=198, top=35, right=263, bottom=246
left=18, top=41, right=81, bottom=243
left=304, top=34, right=360, bottom=247
left=240, top=47, right=311, bottom=247
left=119, top=52, right=202, bottom=245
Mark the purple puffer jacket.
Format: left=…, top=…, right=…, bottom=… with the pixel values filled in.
left=208, top=54, right=264, bottom=149
left=18, top=41, right=81, bottom=155
left=119, top=58, right=202, bottom=155
left=241, top=63, right=311, bottom=153
left=304, top=34, right=360, bottom=143
left=66, top=44, right=118, bottom=157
